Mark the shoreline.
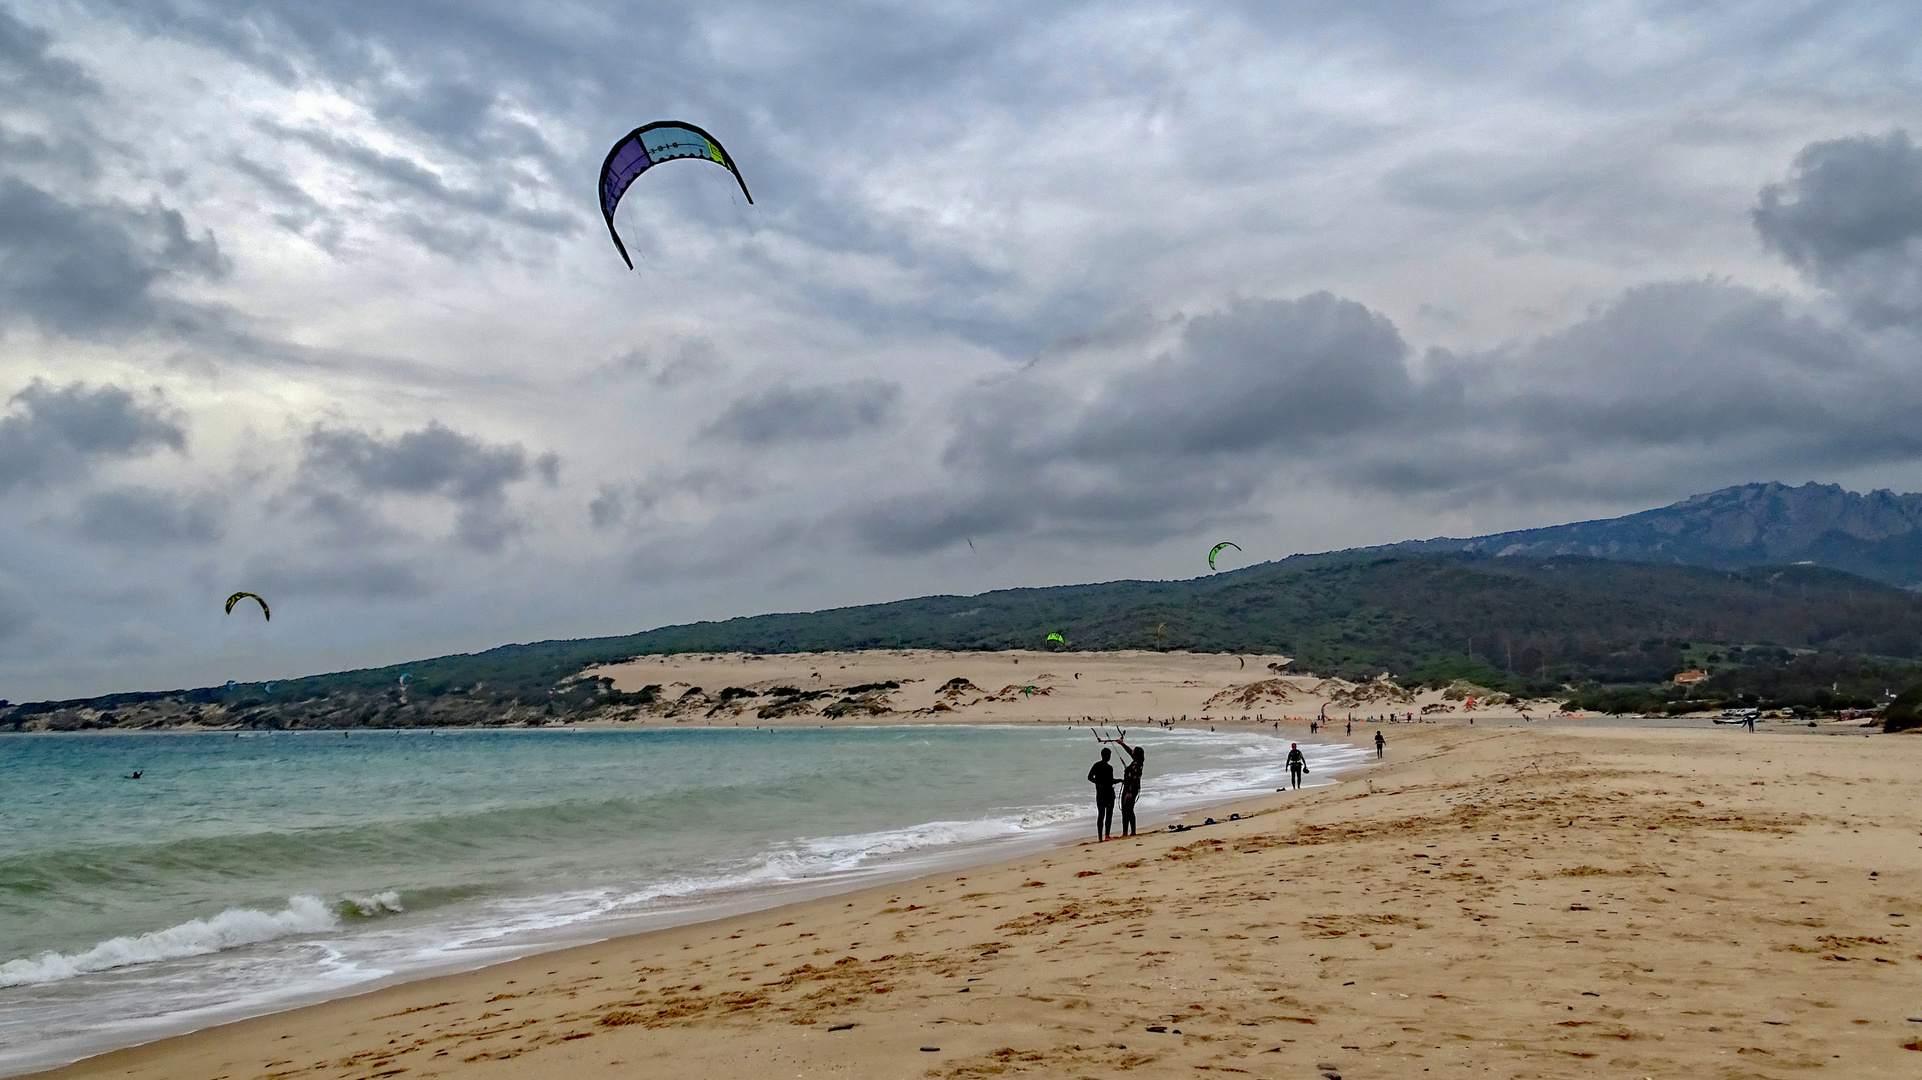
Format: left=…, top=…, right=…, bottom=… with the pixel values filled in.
left=4, top=724, right=1373, bottom=1077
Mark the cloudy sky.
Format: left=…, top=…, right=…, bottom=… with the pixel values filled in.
left=4, top=1, right=1922, bottom=700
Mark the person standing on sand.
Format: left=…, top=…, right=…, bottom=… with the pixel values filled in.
left=1087, top=747, right=1118, bottom=840
left=1286, top=743, right=1308, bottom=789
left=1116, top=738, right=1146, bottom=837
left=1374, top=730, right=1385, bottom=758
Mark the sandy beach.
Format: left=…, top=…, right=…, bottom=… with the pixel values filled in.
left=31, top=718, right=1922, bottom=1080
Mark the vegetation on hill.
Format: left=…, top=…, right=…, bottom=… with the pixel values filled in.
left=1883, top=684, right=1922, bottom=734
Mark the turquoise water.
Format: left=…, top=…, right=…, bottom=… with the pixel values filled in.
left=0, top=725, right=1365, bottom=1073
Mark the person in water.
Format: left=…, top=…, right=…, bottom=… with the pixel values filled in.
left=1285, top=743, right=1308, bottom=789
left=1115, top=738, right=1146, bottom=837
left=1375, top=730, right=1386, bottom=758
left=1087, top=747, right=1118, bottom=840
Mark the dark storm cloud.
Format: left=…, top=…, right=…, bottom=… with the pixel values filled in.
left=0, top=381, right=186, bottom=495
left=71, top=486, right=225, bottom=546
left=853, top=126, right=1922, bottom=554
left=587, top=484, right=624, bottom=529
left=0, top=8, right=233, bottom=339
left=858, top=293, right=1414, bottom=553
left=702, top=379, right=901, bottom=444
left=304, top=421, right=534, bottom=501
left=1755, top=130, right=1922, bottom=325
left=299, top=421, right=558, bottom=552
left=859, top=274, right=1922, bottom=554
left=586, top=468, right=763, bottom=531
left=0, top=177, right=229, bottom=338
left=0, top=6, right=97, bottom=102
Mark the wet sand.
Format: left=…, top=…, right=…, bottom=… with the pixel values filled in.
left=34, top=722, right=1922, bottom=1079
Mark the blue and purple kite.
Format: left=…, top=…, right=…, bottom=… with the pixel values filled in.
left=598, top=120, right=752, bottom=269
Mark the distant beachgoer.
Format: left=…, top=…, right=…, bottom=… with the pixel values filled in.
left=1374, top=730, right=1385, bottom=758
left=1286, top=743, right=1308, bottom=789
left=1087, top=748, right=1118, bottom=840
left=1117, top=740, right=1145, bottom=837
left=1309, top=719, right=1318, bottom=734
left=1345, top=718, right=1352, bottom=735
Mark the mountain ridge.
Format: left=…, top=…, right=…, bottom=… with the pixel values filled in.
left=1383, top=481, right=1922, bottom=588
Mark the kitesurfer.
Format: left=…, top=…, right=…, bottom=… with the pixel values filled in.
left=1286, top=743, right=1308, bottom=789
left=1375, top=730, right=1386, bottom=758
left=1117, top=738, right=1145, bottom=837
left=1087, top=747, right=1118, bottom=841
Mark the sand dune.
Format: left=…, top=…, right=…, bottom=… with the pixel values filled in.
left=587, top=649, right=1563, bottom=725
left=37, top=722, right=1922, bottom=1079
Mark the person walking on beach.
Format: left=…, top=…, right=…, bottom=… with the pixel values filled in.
left=1087, top=747, right=1118, bottom=840
left=1286, top=743, right=1308, bottom=789
left=1116, top=738, right=1146, bottom=837
left=1374, top=730, right=1385, bottom=758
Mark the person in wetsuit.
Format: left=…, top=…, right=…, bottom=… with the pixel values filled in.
left=1374, top=730, right=1386, bottom=758
left=1286, top=743, right=1308, bottom=789
left=1087, top=747, right=1118, bottom=840
left=1116, top=739, right=1146, bottom=837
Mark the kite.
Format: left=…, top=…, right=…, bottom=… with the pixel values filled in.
left=598, top=120, right=752, bottom=269
left=1207, top=541, right=1241, bottom=571
left=1046, top=632, right=1066, bottom=645
left=224, top=592, right=270, bottom=621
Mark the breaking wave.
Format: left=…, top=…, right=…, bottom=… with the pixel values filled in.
left=2, top=895, right=355, bottom=988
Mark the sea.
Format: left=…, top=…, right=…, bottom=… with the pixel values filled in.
left=0, top=724, right=1368, bottom=1074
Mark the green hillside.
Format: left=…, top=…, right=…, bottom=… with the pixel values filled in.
left=8, top=551, right=1922, bottom=729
